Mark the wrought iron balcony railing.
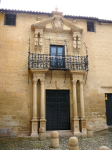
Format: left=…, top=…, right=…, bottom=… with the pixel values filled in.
left=28, top=53, right=88, bottom=71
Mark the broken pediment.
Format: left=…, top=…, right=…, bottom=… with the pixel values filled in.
left=31, top=10, right=83, bottom=55
left=31, top=15, right=83, bottom=33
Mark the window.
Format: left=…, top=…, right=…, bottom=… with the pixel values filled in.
left=87, top=22, right=94, bottom=32
left=50, top=45, right=65, bottom=69
left=4, top=14, right=16, bottom=26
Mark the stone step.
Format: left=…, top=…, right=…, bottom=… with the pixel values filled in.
left=46, top=130, right=73, bottom=137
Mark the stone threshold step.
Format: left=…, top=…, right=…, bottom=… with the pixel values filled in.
left=46, top=130, right=73, bottom=137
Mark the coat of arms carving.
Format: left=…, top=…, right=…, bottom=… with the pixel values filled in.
left=52, top=18, right=63, bottom=29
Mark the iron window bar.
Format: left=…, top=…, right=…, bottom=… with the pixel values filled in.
left=4, top=13, right=16, bottom=26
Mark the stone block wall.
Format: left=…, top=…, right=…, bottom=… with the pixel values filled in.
left=0, top=11, right=112, bottom=135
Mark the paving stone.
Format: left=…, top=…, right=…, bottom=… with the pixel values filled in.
left=0, top=128, right=112, bottom=150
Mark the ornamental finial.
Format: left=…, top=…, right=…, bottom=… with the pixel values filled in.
left=55, top=5, right=58, bottom=11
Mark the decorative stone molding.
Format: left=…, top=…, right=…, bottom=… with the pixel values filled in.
left=73, top=32, right=81, bottom=55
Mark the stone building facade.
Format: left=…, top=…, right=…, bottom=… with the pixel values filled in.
left=0, top=8, right=112, bottom=137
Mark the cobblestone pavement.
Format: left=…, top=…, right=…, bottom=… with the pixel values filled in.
left=0, top=128, right=112, bottom=150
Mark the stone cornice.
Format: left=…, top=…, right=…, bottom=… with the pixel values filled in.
left=70, top=70, right=86, bottom=75
left=30, top=69, right=48, bottom=74
left=101, top=86, right=112, bottom=88
left=61, top=17, right=83, bottom=33
left=31, top=17, right=54, bottom=30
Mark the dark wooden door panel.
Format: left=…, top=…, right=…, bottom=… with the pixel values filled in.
left=46, top=90, right=70, bottom=131
left=106, top=94, right=112, bottom=125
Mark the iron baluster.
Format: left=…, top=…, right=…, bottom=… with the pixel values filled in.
left=28, top=53, right=88, bottom=71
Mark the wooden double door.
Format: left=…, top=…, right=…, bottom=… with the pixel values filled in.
left=46, top=90, right=70, bottom=131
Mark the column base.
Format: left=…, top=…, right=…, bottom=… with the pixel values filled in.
left=72, top=118, right=80, bottom=135
left=80, top=118, right=86, bottom=134
left=31, top=133, right=38, bottom=137
left=31, top=119, right=39, bottom=137
left=40, top=119, right=46, bottom=131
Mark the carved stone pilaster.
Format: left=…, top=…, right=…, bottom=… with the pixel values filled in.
left=73, top=32, right=81, bottom=55
left=34, top=29, right=43, bottom=52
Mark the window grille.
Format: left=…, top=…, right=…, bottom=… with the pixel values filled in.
left=4, top=14, right=16, bottom=26
left=87, top=22, right=94, bottom=32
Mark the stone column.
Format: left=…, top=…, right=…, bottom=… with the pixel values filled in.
left=79, top=80, right=85, bottom=118
left=72, top=80, right=80, bottom=135
left=72, top=80, right=78, bottom=118
left=40, top=79, right=46, bottom=129
left=79, top=80, right=86, bottom=134
left=31, top=77, right=38, bottom=137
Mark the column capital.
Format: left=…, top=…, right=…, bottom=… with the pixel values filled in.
left=40, top=79, right=45, bottom=85
left=79, top=79, right=84, bottom=84
left=72, top=79, right=77, bottom=84
left=33, top=73, right=38, bottom=83
left=33, top=77, right=38, bottom=84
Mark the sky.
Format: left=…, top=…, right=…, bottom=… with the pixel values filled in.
left=0, top=0, right=112, bottom=20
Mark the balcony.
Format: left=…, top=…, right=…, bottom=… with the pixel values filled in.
left=28, top=53, right=88, bottom=71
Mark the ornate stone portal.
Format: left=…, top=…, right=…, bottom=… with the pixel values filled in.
left=30, top=10, right=86, bottom=136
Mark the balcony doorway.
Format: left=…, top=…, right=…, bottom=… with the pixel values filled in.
left=50, top=45, right=65, bottom=69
